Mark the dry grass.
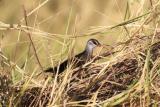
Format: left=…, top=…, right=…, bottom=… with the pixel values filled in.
left=1, top=0, right=160, bottom=107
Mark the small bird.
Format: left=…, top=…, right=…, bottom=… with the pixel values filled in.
left=44, top=39, right=101, bottom=74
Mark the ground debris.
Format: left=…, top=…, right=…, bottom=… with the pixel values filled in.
left=1, top=34, right=160, bottom=106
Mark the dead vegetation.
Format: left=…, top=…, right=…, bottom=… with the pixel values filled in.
left=1, top=32, right=160, bottom=106
left=1, top=0, right=160, bottom=107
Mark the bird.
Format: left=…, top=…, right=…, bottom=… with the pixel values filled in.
left=44, top=39, right=101, bottom=74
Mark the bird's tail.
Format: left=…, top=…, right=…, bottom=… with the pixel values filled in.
left=44, top=60, right=68, bottom=74
left=44, top=67, right=57, bottom=73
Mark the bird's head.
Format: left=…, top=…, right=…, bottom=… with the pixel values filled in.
left=85, top=39, right=101, bottom=57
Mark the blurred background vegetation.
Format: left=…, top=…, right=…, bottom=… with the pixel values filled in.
left=0, top=0, right=157, bottom=79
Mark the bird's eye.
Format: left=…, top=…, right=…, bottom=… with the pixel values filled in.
left=87, top=39, right=100, bottom=46
left=92, top=40, right=99, bottom=45
left=93, top=41, right=97, bottom=44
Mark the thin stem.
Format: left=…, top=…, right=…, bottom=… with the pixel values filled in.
left=23, top=6, right=43, bottom=71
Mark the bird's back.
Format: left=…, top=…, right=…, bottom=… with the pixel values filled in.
left=44, top=51, right=88, bottom=74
